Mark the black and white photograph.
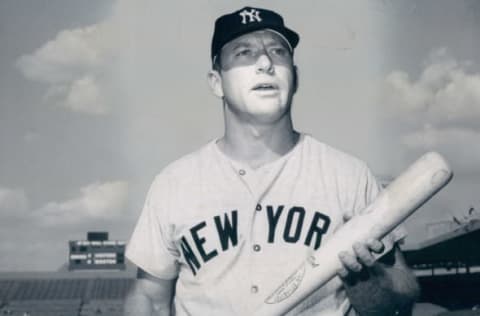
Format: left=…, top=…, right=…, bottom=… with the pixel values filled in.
left=0, top=1, right=479, bottom=315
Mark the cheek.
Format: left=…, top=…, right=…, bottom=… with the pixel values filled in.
left=221, top=70, right=249, bottom=95
left=276, top=66, right=295, bottom=88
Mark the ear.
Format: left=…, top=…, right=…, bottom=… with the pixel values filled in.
left=207, top=70, right=224, bottom=98
left=292, top=65, right=299, bottom=94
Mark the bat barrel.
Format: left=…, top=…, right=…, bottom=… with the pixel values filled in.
left=363, top=151, right=452, bottom=234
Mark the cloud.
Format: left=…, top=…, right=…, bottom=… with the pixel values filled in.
left=402, top=125, right=480, bottom=172
left=0, top=234, right=67, bottom=271
left=381, top=48, right=480, bottom=174
left=382, top=48, right=480, bottom=126
left=0, top=182, right=129, bottom=270
left=16, top=23, right=117, bottom=115
left=33, top=181, right=129, bottom=225
left=49, top=75, right=107, bottom=115
left=402, top=124, right=479, bottom=148
left=0, top=187, right=29, bottom=214
left=16, top=26, right=102, bottom=83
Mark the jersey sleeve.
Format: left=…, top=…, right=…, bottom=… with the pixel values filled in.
left=354, top=164, right=407, bottom=255
left=125, top=174, right=180, bottom=279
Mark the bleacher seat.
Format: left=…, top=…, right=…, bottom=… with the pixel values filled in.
left=0, top=281, right=18, bottom=302
left=10, top=280, right=89, bottom=301
left=90, top=279, right=132, bottom=300
left=0, top=299, right=81, bottom=316
left=80, top=299, right=124, bottom=316
left=0, top=276, right=133, bottom=316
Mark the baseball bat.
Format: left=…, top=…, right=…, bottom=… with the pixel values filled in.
left=254, top=151, right=453, bottom=316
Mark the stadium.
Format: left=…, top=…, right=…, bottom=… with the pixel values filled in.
left=0, top=232, right=134, bottom=316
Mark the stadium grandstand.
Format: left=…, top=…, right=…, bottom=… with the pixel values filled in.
left=0, top=232, right=134, bottom=316
left=0, top=270, right=134, bottom=315
left=404, top=219, right=480, bottom=313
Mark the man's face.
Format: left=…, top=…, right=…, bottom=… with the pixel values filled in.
left=213, top=30, right=297, bottom=124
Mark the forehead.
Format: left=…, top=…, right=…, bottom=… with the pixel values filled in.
left=222, top=30, right=290, bottom=51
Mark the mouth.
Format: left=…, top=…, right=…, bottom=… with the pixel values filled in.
left=251, top=83, right=279, bottom=91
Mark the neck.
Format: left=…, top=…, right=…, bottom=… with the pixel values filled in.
left=217, top=107, right=299, bottom=168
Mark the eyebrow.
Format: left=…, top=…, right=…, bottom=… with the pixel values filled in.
left=223, top=34, right=291, bottom=56
left=230, top=42, right=254, bottom=51
left=229, top=40, right=288, bottom=52
left=262, top=38, right=290, bottom=48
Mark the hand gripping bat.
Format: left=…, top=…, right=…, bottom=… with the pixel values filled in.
left=254, top=151, right=453, bottom=316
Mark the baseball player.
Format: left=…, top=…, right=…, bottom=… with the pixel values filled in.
left=124, top=6, right=419, bottom=316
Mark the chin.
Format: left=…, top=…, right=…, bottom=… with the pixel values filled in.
left=248, top=105, right=290, bottom=123
left=249, top=96, right=286, bottom=110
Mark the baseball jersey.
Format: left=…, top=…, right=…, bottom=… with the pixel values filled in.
left=126, top=133, right=406, bottom=315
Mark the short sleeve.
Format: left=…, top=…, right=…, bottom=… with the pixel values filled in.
left=125, top=174, right=180, bottom=279
left=355, top=165, right=407, bottom=255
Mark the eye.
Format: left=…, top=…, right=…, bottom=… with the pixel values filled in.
left=235, top=49, right=253, bottom=57
left=270, top=47, right=289, bottom=56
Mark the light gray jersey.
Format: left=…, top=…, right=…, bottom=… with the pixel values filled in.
left=126, top=134, right=406, bottom=315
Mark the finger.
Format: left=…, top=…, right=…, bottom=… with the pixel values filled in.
left=338, top=251, right=363, bottom=273
left=336, top=251, right=351, bottom=278
left=336, top=265, right=349, bottom=278
left=366, top=238, right=385, bottom=254
left=353, top=242, right=376, bottom=267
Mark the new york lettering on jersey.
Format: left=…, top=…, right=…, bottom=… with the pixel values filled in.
left=179, top=205, right=331, bottom=276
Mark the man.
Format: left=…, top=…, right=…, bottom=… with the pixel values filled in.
left=124, top=6, right=419, bottom=316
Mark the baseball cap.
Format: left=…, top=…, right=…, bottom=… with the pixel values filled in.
left=211, top=6, right=300, bottom=62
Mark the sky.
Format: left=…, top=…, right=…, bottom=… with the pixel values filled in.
left=0, top=0, right=479, bottom=271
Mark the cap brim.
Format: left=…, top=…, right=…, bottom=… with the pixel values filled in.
left=212, top=24, right=299, bottom=61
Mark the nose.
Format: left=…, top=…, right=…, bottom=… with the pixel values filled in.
left=255, top=52, right=274, bottom=74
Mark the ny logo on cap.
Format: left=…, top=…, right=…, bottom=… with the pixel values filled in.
left=239, top=8, right=262, bottom=24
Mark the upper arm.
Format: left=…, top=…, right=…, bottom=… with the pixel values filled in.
left=125, top=175, right=180, bottom=280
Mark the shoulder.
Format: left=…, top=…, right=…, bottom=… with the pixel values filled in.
left=149, top=140, right=216, bottom=188
left=302, top=134, right=370, bottom=174
left=302, top=134, right=380, bottom=210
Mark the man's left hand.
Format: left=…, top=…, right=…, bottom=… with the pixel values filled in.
left=337, top=238, right=385, bottom=279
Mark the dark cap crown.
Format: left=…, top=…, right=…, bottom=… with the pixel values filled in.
left=211, top=6, right=299, bottom=62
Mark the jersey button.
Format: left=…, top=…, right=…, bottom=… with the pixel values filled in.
left=251, top=285, right=259, bottom=293
left=238, top=169, right=246, bottom=176
left=255, top=204, right=262, bottom=211
left=253, top=244, right=261, bottom=252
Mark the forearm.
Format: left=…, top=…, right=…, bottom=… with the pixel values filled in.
left=123, top=271, right=175, bottom=316
left=124, top=290, right=154, bottom=315
left=124, top=289, right=172, bottom=316
left=344, top=263, right=419, bottom=316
